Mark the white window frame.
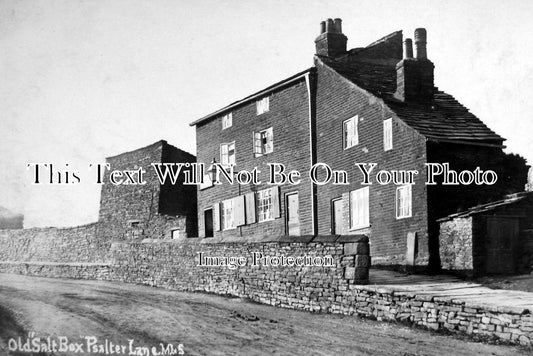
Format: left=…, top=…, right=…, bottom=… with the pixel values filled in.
left=221, top=198, right=236, bottom=230
left=222, top=112, right=232, bottom=129
left=253, top=127, right=273, bottom=156
left=343, top=115, right=358, bottom=149
left=383, top=118, right=393, bottom=151
left=256, top=97, right=270, bottom=115
left=220, top=141, right=235, bottom=166
left=257, top=188, right=274, bottom=222
left=396, top=184, right=412, bottom=219
left=349, top=186, right=369, bottom=229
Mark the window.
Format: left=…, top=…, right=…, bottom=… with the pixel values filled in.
left=128, top=220, right=140, bottom=227
left=171, top=229, right=180, bottom=239
left=257, top=188, right=274, bottom=222
left=256, top=97, right=269, bottom=115
left=220, top=142, right=235, bottom=166
left=343, top=116, right=358, bottom=149
left=383, top=118, right=393, bottom=151
left=222, top=112, right=232, bottom=129
left=349, top=187, right=369, bottom=229
left=396, top=185, right=412, bottom=219
left=214, top=197, right=245, bottom=232
left=221, top=198, right=236, bottom=230
left=253, top=127, right=273, bottom=156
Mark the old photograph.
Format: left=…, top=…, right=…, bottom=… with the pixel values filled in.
left=1, top=0, right=533, bottom=355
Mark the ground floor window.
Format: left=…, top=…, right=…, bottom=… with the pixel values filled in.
left=221, top=198, right=236, bottom=230
left=257, top=188, right=274, bottom=222
left=350, top=187, right=369, bottom=229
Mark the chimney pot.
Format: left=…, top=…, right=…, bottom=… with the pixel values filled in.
left=403, top=38, right=413, bottom=59
left=414, top=28, right=427, bottom=59
left=334, top=18, right=342, bottom=33
left=326, top=18, right=334, bottom=32
left=320, top=21, right=326, bottom=34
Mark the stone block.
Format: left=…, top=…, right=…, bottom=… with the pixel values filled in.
left=344, top=267, right=355, bottom=279
left=344, top=242, right=369, bottom=256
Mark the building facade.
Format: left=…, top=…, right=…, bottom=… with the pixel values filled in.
left=191, top=19, right=527, bottom=270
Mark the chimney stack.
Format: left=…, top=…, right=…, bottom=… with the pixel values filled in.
left=334, top=18, right=342, bottom=33
left=414, top=28, right=427, bottom=59
left=394, top=28, right=434, bottom=103
left=315, top=18, right=347, bottom=57
left=403, top=39, right=413, bottom=59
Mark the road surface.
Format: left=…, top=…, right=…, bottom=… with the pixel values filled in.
left=0, top=273, right=529, bottom=356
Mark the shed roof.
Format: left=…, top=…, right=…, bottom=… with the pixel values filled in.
left=437, top=191, right=533, bottom=222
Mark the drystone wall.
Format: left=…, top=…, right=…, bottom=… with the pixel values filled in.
left=1, top=231, right=533, bottom=347
left=0, top=223, right=110, bottom=263
left=110, top=236, right=370, bottom=307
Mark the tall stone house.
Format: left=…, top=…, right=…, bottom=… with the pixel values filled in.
left=190, top=19, right=527, bottom=270
left=98, top=140, right=198, bottom=240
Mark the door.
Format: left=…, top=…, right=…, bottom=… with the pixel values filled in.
left=485, top=217, right=519, bottom=274
left=332, top=198, right=343, bottom=234
left=204, top=209, right=214, bottom=238
left=286, top=193, right=300, bottom=235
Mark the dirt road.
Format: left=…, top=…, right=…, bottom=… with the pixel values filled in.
left=0, top=273, right=528, bottom=356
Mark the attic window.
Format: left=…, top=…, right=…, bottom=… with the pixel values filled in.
left=343, top=116, right=358, bottom=149
left=256, top=97, right=269, bottom=115
left=222, top=112, right=232, bottom=129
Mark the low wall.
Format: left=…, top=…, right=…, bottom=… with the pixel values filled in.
left=110, top=236, right=370, bottom=307
left=1, top=232, right=533, bottom=347
left=344, top=285, right=533, bottom=346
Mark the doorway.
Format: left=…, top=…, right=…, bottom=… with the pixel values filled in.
left=485, top=217, right=519, bottom=274
left=331, top=198, right=343, bottom=235
left=286, top=192, right=300, bottom=235
left=204, top=208, right=214, bottom=238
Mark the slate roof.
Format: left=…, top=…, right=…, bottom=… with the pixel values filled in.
left=437, top=191, right=533, bottom=221
left=319, top=31, right=504, bottom=144
left=191, top=29, right=504, bottom=145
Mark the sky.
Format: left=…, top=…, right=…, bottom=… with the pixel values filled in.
left=1, top=0, right=532, bottom=228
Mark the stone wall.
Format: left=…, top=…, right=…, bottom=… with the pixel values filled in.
left=110, top=235, right=371, bottom=304
left=2, top=232, right=533, bottom=347
left=0, top=223, right=110, bottom=263
left=439, top=217, right=474, bottom=274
